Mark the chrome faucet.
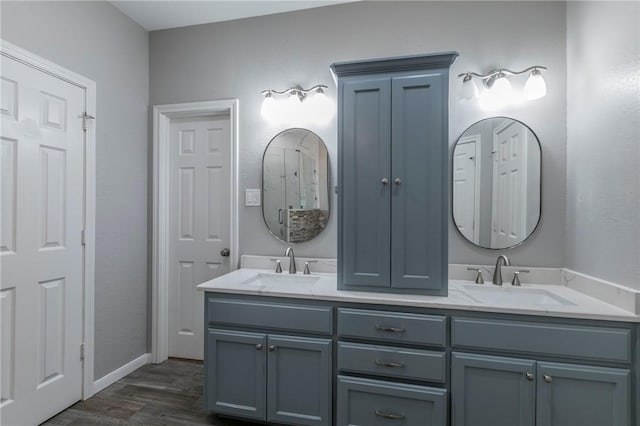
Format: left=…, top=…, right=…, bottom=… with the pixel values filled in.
left=284, top=247, right=296, bottom=274
left=492, top=255, right=511, bottom=285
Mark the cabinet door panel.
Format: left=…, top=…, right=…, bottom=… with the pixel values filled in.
left=340, top=77, right=391, bottom=288
left=536, top=362, right=630, bottom=426
left=267, top=335, right=332, bottom=426
left=390, top=73, right=446, bottom=292
left=205, top=329, right=266, bottom=421
left=451, top=352, right=535, bottom=426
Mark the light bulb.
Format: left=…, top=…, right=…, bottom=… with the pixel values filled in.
left=284, top=91, right=303, bottom=125
left=524, top=69, right=547, bottom=100
left=261, top=93, right=280, bottom=124
left=479, top=73, right=512, bottom=110
left=460, top=74, right=478, bottom=101
left=305, top=89, right=334, bottom=125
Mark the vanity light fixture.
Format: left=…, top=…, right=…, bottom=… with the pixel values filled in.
left=260, top=85, right=334, bottom=126
left=459, top=66, right=547, bottom=109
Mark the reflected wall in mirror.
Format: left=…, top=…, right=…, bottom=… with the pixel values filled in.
left=453, top=117, right=541, bottom=249
left=262, top=128, right=330, bottom=243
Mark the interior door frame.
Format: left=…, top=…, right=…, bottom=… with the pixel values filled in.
left=0, top=40, right=97, bottom=399
left=152, top=100, right=239, bottom=364
left=456, top=134, right=482, bottom=244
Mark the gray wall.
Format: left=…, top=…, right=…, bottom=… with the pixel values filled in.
left=566, top=1, right=640, bottom=289
left=1, top=1, right=150, bottom=378
left=149, top=1, right=567, bottom=268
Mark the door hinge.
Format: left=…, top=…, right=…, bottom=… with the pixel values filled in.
left=82, top=112, right=95, bottom=131
left=81, top=229, right=86, bottom=246
left=80, top=343, right=86, bottom=361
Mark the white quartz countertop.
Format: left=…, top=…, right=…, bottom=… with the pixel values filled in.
left=196, top=268, right=640, bottom=323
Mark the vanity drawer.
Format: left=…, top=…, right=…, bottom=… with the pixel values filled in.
left=337, top=375, right=447, bottom=426
left=338, top=308, right=446, bottom=347
left=451, top=317, right=632, bottom=363
left=207, top=297, right=333, bottom=335
left=338, top=342, right=446, bottom=383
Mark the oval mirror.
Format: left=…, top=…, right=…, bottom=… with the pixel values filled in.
left=262, top=128, right=330, bottom=243
left=452, top=117, right=541, bottom=249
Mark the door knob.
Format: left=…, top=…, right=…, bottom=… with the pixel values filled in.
left=268, top=345, right=275, bottom=352
left=543, top=374, right=553, bottom=383
left=255, top=344, right=263, bottom=350
left=525, top=372, right=534, bottom=381
left=220, top=248, right=230, bottom=257
left=394, top=178, right=402, bottom=185
left=381, top=178, right=389, bottom=185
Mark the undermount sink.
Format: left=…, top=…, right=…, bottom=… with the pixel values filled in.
left=461, top=284, right=575, bottom=307
left=241, top=273, right=321, bottom=289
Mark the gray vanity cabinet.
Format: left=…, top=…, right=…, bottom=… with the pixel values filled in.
left=267, top=335, right=332, bottom=426
left=451, top=352, right=537, bottom=426
left=536, top=362, right=631, bottom=426
left=206, top=329, right=267, bottom=421
left=451, top=316, right=633, bottom=426
left=332, top=53, right=458, bottom=296
left=204, top=297, right=333, bottom=426
left=451, top=354, right=631, bottom=426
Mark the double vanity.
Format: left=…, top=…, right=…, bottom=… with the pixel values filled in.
left=198, top=256, right=639, bottom=426
left=199, top=52, right=639, bottom=426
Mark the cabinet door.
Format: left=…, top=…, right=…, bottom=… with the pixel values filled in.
left=205, top=329, right=267, bottom=421
left=451, top=352, right=535, bottom=426
left=536, top=362, right=630, bottom=426
left=391, top=73, right=447, bottom=292
left=267, top=335, right=332, bottom=426
left=340, top=77, right=391, bottom=288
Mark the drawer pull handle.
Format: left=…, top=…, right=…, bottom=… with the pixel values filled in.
left=375, top=325, right=405, bottom=333
left=543, top=374, right=553, bottom=383
left=375, top=359, right=405, bottom=368
left=375, top=410, right=405, bottom=420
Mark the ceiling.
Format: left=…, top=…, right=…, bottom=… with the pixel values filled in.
left=110, top=1, right=358, bottom=31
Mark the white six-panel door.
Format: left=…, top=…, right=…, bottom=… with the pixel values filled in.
left=1, top=54, right=85, bottom=426
left=491, top=120, right=528, bottom=247
left=168, top=116, right=231, bottom=360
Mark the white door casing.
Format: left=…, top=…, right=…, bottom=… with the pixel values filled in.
left=168, top=116, right=231, bottom=360
left=152, top=100, right=239, bottom=364
left=453, top=135, right=481, bottom=244
left=491, top=120, right=528, bottom=247
left=1, top=42, right=96, bottom=425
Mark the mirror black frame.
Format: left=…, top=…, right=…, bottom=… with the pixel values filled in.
left=451, top=116, right=542, bottom=250
left=261, top=128, right=331, bottom=244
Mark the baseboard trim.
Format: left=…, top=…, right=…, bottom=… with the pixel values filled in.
left=92, top=353, right=151, bottom=395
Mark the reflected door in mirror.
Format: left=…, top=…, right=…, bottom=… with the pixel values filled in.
left=452, top=117, right=541, bottom=250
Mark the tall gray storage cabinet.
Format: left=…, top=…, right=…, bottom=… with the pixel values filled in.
left=331, top=53, right=458, bottom=296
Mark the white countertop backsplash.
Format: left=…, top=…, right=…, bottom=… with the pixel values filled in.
left=198, top=256, right=640, bottom=323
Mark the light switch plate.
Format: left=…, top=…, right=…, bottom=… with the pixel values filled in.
left=245, top=189, right=261, bottom=206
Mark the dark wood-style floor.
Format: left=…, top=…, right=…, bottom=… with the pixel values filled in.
left=43, top=359, right=257, bottom=426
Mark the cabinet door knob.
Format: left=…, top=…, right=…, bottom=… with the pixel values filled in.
left=220, top=248, right=230, bottom=257
left=543, top=374, right=553, bottom=383
left=381, top=178, right=389, bottom=185
left=525, top=372, right=534, bottom=381
left=394, top=178, right=402, bottom=185
left=255, top=344, right=263, bottom=350
left=268, top=345, right=275, bottom=352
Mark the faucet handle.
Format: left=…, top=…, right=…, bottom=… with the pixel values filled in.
left=270, top=258, right=283, bottom=273
left=511, top=270, right=530, bottom=286
left=467, top=268, right=485, bottom=284
left=303, top=260, right=318, bottom=275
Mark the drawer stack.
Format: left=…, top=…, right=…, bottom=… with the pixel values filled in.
left=336, top=308, right=448, bottom=426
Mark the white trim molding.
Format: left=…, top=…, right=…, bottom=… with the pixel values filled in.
left=1, top=40, right=98, bottom=400
left=92, top=353, right=151, bottom=395
left=152, top=100, right=240, bottom=364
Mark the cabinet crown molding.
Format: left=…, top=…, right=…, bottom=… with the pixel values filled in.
left=330, top=52, right=459, bottom=78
